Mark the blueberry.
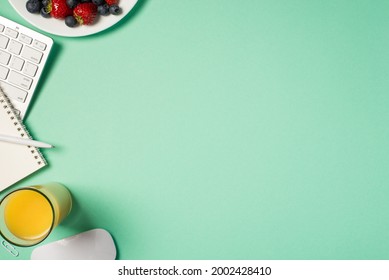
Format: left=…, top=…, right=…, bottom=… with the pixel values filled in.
left=66, top=0, right=79, bottom=8
left=97, top=4, right=110, bottom=15
left=42, top=0, right=50, bottom=6
left=26, top=0, right=42, bottom=13
left=40, top=6, right=51, bottom=18
left=109, top=4, right=121, bottom=15
left=92, top=0, right=104, bottom=5
left=65, top=16, right=78, bottom=28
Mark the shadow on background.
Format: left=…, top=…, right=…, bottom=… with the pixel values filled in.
left=58, top=186, right=124, bottom=259
left=24, top=42, right=63, bottom=121
left=60, top=190, right=95, bottom=232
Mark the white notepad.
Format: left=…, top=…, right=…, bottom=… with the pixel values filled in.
left=0, top=87, right=47, bottom=192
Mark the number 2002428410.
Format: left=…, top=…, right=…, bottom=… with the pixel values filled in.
left=210, top=266, right=272, bottom=276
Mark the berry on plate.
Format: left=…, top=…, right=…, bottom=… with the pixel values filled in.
left=73, top=3, right=98, bottom=25
left=97, top=4, right=110, bottom=16
left=109, top=4, right=121, bottom=15
left=24, top=0, right=121, bottom=28
left=66, top=0, right=79, bottom=9
left=65, top=15, right=78, bottom=27
left=26, top=0, right=42, bottom=13
left=92, top=0, right=105, bottom=6
left=50, top=0, right=73, bottom=19
left=40, top=6, right=51, bottom=18
left=105, top=0, right=118, bottom=5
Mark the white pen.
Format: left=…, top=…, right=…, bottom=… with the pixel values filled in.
left=0, top=134, right=54, bottom=149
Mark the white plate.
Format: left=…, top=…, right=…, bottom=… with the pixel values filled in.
left=8, top=0, right=138, bottom=37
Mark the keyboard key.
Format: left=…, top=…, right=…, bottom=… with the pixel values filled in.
left=10, top=57, right=25, bottom=71
left=0, top=50, right=11, bottom=65
left=8, top=71, right=33, bottom=90
left=5, top=28, right=18, bottom=38
left=0, top=15, right=53, bottom=118
left=33, top=40, right=46, bottom=51
left=23, top=62, right=38, bottom=77
left=0, top=65, right=9, bottom=79
left=19, top=34, right=33, bottom=44
left=21, top=46, right=43, bottom=64
left=0, top=35, right=9, bottom=49
left=0, top=81, right=27, bottom=103
left=9, top=40, right=23, bottom=55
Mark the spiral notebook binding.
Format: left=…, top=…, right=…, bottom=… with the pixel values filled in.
left=0, top=89, right=46, bottom=166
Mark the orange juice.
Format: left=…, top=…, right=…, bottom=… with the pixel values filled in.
left=0, top=183, right=72, bottom=246
left=4, top=190, right=53, bottom=241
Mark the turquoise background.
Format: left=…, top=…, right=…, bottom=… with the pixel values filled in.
left=1, top=0, right=389, bottom=260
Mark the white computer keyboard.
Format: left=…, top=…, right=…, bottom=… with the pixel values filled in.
left=0, top=15, right=53, bottom=119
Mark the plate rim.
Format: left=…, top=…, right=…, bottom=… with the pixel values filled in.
left=7, top=0, right=138, bottom=37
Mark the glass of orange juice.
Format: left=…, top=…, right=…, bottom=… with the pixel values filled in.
left=0, top=182, right=72, bottom=247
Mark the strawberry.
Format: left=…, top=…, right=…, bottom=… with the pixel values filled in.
left=48, top=0, right=73, bottom=19
left=73, top=3, right=98, bottom=25
left=105, top=0, right=118, bottom=5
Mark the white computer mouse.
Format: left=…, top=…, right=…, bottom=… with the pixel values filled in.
left=31, top=228, right=116, bottom=260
